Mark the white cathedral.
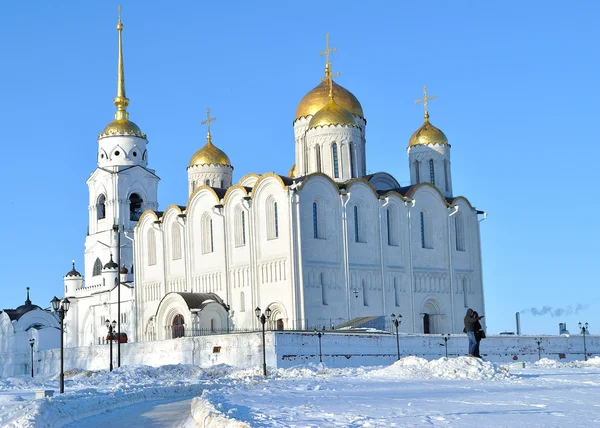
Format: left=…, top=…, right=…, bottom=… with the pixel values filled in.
left=62, top=17, right=486, bottom=348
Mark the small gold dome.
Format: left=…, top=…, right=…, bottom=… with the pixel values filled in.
left=296, top=80, right=363, bottom=120
left=101, top=119, right=146, bottom=138
left=408, top=114, right=448, bottom=148
left=288, top=164, right=296, bottom=178
left=308, top=98, right=357, bottom=129
left=189, top=135, right=231, bottom=167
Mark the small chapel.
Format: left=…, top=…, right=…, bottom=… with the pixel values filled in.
left=62, top=13, right=486, bottom=347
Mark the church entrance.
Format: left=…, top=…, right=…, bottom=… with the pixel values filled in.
left=172, top=314, right=185, bottom=338
left=423, top=313, right=431, bottom=334
left=276, top=319, right=284, bottom=331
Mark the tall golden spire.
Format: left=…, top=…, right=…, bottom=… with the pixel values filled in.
left=415, top=85, right=437, bottom=122
left=201, top=108, right=217, bottom=145
left=114, top=5, right=130, bottom=121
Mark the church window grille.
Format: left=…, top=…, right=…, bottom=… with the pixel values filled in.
left=313, top=202, right=319, bottom=239
left=129, top=193, right=143, bottom=221
left=321, top=272, right=328, bottom=305
left=362, top=279, right=368, bottom=306
left=147, top=229, right=157, bottom=265
left=455, top=212, right=465, bottom=251
left=315, top=145, right=322, bottom=173
left=415, top=161, right=420, bottom=183
left=332, top=143, right=339, bottom=178
left=429, top=159, right=435, bottom=185
left=463, top=278, right=468, bottom=307
left=354, top=205, right=360, bottom=242
left=394, top=277, right=400, bottom=307
left=201, top=213, right=214, bottom=253
left=444, top=160, right=450, bottom=192
left=93, top=258, right=103, bottom=276
left=240, top=291, right=245, bottom=312
left=97, top=194, right=106, bottom=220
left=172, top=222, right=182, bottom=260
left=350, top=144, right=356, bottom=177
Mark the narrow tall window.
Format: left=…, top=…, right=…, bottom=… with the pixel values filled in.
left=415, top=161, right=420, bottom=183
left=97, top=194, right=106, bottom=220
left=235, top=207, right=246, bottom=247
left=205, top=179, right=210, bottom=186
left=463, top=278, right=468, bottom=307
left=420, top=211, right=426, bottom=249
left=242, top=211, right=246, bottom=245
left=93, top=258, right=103, bottom=276
left=350, top=144, right=356, bottom=177
left=455, top=212, right=465, bottom=251
left=274, top=202, right=279, bottom=238
left=320, top=272, right=327, bottom=305
left=444, top=160, right=449, bottom=192
left=201, top=213, right=214, bottom=253
left=332, top=143, right=339, bottom=178
left=387, top=208, right=396, bottom=246
left=313, top=202, right=319, bottom=239
left=240, top=291, right=246, bottom=312
left=130, top=193, right=143, bottom=221
left=266, top=197, right=279, bottom=240
left=429, top=159, right=435, bottom=184
left=209, top=219, right=214, bottom=252
left=362, top=279, right=368, bottom=306
left=354, top=205, right=360, bottom=242
left=394, top=277, right=400, bottom=307
left=148, top=229, right=157, bottom=265
left=172, top=222, right=182, bottom=260
left=315, top=145, right=322, bottom=172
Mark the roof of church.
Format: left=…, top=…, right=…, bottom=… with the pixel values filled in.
left=175, top=292, right=229, bottom=311
left=1, top=290, right=43, bottom=321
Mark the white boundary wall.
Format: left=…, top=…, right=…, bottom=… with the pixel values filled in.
left=19, top=332, right=600, bottom=377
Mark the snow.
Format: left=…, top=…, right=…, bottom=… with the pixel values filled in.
left=1, top=357, right=600, bottom=427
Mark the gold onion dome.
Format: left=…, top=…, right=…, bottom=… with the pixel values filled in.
left=308, top=98, right=357, bottom=129
left=296, top=79, right=363, bottom=120
left=408, top=113, right=449, bottom=148
left=189, top=134, right=231, bottom=167
left=99, top=8, right=146, bottom=139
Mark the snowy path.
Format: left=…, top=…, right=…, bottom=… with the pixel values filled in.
left=63, top=396, right=194, bottom=428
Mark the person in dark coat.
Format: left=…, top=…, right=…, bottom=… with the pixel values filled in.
left=473, top=311, right=483, bottom=358
left=464, top=308, right=484, bottom=356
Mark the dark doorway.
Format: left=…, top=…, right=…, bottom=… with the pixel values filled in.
left=276, top=319, right=284, bottom=331
left=423, top=313, right=431, bottom=334
left=172, top=314, right=185, bottom=338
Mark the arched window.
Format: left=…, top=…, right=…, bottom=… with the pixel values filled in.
left=429, top=159, right=435, bottom=185
left=172, top=314, right=184, bottom=338
left=240, top=291, right=246, bottom=312
left=419, top=211, right=432, bottom=249
left=205, top=179, right=210, bottom=186
left=172, top=222, right=182, bottom=260
left=97, top=194, right=106, bottom=220
left=129, top=193, right=143, bottom=221
left=201, top=213, right=214, bottom=253
left=332, top=143, right=339, bottom=178
left=320, top=272, right=327, bottom=305
left=93, top=258, right=103, bottom=276
left=235, top=206, right=246, bottom=247
left=350, top=144, right=356, bottom=177
left=444, top=160, right=450, bottom=192
left=455, top=212, right=465, bottom=251
left=362, top=279, right=368, bottom=306
left=387, top=207, right=398, bottom=246
left=353, top=205, right=364, bottom=243
left=394, top=277, right=400, bottom=307
left=315, top=145, right=322, bottom=173
left=313, top=202, right=319, bottom=239
left=415, top=160, right=420, bottom=183
left=266, top=197, right=279, bottom=240
left=147, top=229, right=157, bottom=265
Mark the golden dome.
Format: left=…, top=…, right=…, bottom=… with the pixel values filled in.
left=189, top=134, right=231, bottom=167
left=296, top=79, right=363, bottom=120
left=408, top=114, right=449, bottom=148
left=288, top=164, right=296, bottom=178
left=308, top=98, right=357, bottom=129
left=101, top=119, right=146, bottom=138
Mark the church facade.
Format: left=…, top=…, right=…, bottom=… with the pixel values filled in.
left=63, top=17, right=486, bottom=347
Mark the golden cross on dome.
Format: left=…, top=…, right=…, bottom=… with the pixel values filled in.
left=322, top=66, right=341, bottom=98
left=319, top=33, right=337, bottom=73
left=415, top=85, right=437, bottom=119
left=201, top=108, right=216, bottom=138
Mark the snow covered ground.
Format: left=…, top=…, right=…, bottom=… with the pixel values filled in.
left=1, top=357, right=600, bottom=427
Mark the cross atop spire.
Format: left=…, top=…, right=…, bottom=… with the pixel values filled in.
left=319, top=33, right=337, bottom=79
left=201, top=108, right=216, bottom=143
left=415, top=85, right=437, bottom=122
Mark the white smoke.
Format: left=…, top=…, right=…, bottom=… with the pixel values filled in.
left=521, top=303, right=588, bottom=318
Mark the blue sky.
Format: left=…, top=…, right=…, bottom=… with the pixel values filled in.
left=0, top=1, right=597, bottom=335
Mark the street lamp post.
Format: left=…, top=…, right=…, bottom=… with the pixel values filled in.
left=579, top=322, right=589, bottom=361
left=315, top=329, right=323, bottom=363
left=255, top=307, right=272, bottom=376
left=51, top=296, right=70, bottom=394
left=443, top=334, right=450, bottom=358
left=535, top=338, right=542, bottom=361
left=391, top=313, right=402, bottom=360
left=105, top=319, right=117, bottom=371
left=29, top=338, right=35, bottom=378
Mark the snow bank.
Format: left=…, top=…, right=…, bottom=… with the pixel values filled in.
left=371, top=356, right=511, bottom=380
left=191, top=392, right=250, bottom=427
left=534, top=356, right=600, bottom=369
